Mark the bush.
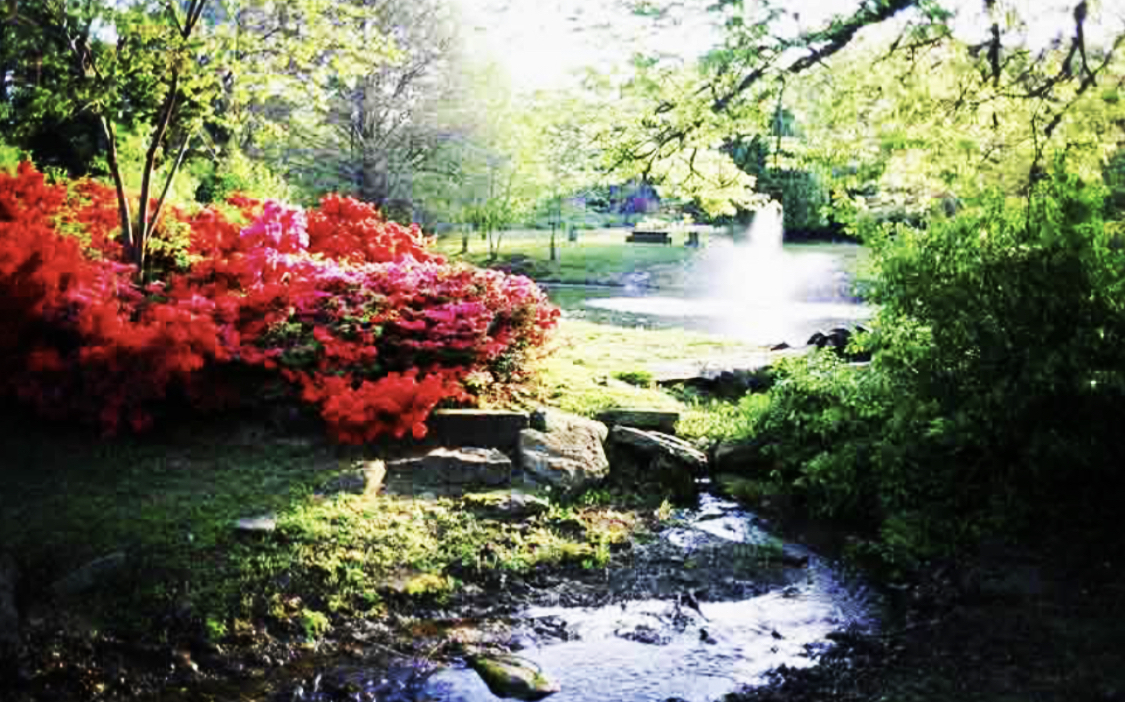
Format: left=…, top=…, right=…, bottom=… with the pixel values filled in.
left=721, top=161, right=1125, bottom=561
left=868, top=164, right=1125, bottom=504
left=0, top=162, right=559, bottom=442
left=190, top=151, right=294, bottom=205
left=613, top=369, right=654, bottom=387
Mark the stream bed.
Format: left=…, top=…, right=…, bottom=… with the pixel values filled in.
left=266, top=495, right=881, bottom=702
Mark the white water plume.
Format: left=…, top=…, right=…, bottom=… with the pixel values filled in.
left=583, top=203, right=870, bottom=345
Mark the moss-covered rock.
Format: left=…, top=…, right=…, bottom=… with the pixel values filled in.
left=467, top=653, right=560, bottom=700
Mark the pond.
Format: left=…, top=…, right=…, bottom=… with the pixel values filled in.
left=546, top=212, right=872, bottom=346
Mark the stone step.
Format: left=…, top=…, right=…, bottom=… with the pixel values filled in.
left=425, top=409, right=529, bottom=452
left=595, top=408, right=680, bottom=435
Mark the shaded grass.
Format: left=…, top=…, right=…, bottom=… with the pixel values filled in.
left=0, top=407, right=640, bottom=642
left=434, top=228, right=715, bottom=284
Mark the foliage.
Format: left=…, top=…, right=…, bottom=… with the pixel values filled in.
left=190, top=151, right=294, bottom=205
left=717, top=163, right=1125, bottom=561
left=1105, top=147, right=1125, bottom=221
left=0, top=140, right=26, bottom=173
left=0, top=162, right=558, bottom=442
left=867, top=164, right=1125, bottom=502
left=613, top=369, right=655, bottom=388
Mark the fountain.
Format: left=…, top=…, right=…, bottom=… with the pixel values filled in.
left=575, top=205, right=872, bottom=346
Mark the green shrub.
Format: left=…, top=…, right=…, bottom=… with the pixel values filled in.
left=613, top=369, right=655, bottom=387
left=0, top=139, right=25, bottom=173
left=190, top=151, right=294, bottom=204
left=722, top=160, right=1125, bottom=564
left=869, top=162, right=1125, bottom=505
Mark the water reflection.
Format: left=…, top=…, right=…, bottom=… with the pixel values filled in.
left=552, top=211, right=872, bottom=345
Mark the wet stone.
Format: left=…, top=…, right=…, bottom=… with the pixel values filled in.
left=467, top=653, right=561, bottom=701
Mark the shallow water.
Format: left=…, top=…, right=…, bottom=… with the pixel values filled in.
left=272, top=497, right=877, bottom=702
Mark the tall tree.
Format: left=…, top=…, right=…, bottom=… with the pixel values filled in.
left=43, top=0, right=219, bottom=272
left=610, top=0, right=1125, bottom=209
left=251, top=0, right=470, bottom=217
left=7, top=0, right=396, bottom=274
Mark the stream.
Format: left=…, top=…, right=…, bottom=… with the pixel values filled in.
left=258, top=494, right=881, bottom=702
left=177, top=233, right=881, bottom=701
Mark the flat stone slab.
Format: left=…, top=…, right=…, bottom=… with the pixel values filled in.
left=530, top=408, right=609, bottom=443
left=426, top=409, right=529, bottom=451
left=608, top=427, right=708, bottom=471
left=235, top=515, right=278, bottom=533
left=385, top=447, right=514, bottom=496
left=462, top=490, right=550, bottom=520
left=647, top=349, right=807, bottom=385
left=595, top=408, right=680, bottom=435
left=607, top=426, right=709, bottom=502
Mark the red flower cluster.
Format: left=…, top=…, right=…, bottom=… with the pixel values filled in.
left=307, top=195, right=441, bottom=264
left=0, top=163, right=559, bottom=441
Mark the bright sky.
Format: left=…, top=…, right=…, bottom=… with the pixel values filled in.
left=456, top=0, right=1125, bottom=92
left=456, top=0, right=723, bottom=91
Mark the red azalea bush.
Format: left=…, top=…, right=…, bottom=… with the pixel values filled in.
left=0, top=162, right=559, bottom=441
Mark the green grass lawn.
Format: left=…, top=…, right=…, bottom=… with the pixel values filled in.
left=434, top=227, right=719, bottom=284
left=523, top=318, right=766, bottom=437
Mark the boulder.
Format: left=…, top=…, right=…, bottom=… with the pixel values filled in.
left=595, top=408, right=679, bottom=434
left=519, top=416, right=610, bottom=494
left=467, top=654, right=560, bottom=701
left=462, top=490, right=550, bottom=520
left=806, top=325, right=871, bottom=362
left=385, top=448, right=514, bottom=496
left=52, top=551, right=128, bottom=597
left=427, top=409, right=529, bottom=451
left=530, top=408, right=609, bottom=443
left=0, top=555, right=18, bottom=654
left=607, top=427, right=708, bottom=503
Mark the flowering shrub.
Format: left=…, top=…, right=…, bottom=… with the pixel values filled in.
left=0, top=162, right=559, bottom=441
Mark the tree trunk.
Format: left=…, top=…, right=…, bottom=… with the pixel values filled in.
left=99, top=116, right=133, bottom=251
left=550, top=198, right=558, bottom=262
left=461, top=224, right=469, bottom=254
left=136, top=72, right=181, bottom=273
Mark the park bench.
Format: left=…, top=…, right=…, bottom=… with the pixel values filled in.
left=626, top=230, right=672, bottom=245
